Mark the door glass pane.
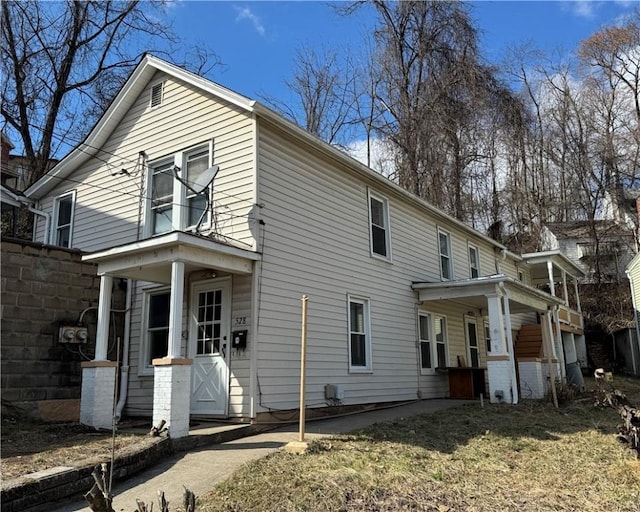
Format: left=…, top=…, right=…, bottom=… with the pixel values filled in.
left=196, top=288, right=223, bottom=356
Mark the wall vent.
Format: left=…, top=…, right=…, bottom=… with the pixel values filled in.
left=150, top=82, right=164, bottom=108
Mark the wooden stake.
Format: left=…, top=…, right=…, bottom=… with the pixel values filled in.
left=299, top=295, right=308, bottom=442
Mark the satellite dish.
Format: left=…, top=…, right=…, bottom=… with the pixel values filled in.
left=192, top=165, right=219, bottom=194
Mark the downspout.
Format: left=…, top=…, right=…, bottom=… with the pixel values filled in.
left=625, top=269, right=640, bottom=375
left=114, top=279, right=134, bottom=420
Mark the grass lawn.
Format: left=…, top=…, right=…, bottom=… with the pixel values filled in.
left=199, top=378, right=640, bottom=512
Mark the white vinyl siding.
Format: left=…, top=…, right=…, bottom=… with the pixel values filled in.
left=35, top=71, right=256, bottom=253
left=52, top=191, right=76, bottom=247
left=368, top=190, right=391, bottom=260
left=438, top=229, right=452, bottom=280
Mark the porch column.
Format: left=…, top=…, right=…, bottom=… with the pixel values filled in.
left=561, top=270, right=569, bottom=306
left=541, top=311, right=560, bottom=398
left=80, top=275, right=117, bottom=429
left=168, top=261, right=185, bottom=358
left=547, top=260, right=556, bottom=297
left=573, top=279, right=582, bottom=312
left=553, top=307, right=567, bottom=379
left=95, top=275, right=113, bottom=361
left=485, top=293, right=516, bottom=404
left=152, top=260, right=192, bottom=438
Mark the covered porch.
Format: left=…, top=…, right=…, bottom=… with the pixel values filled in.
left=80, top=231, right=260, bottom=437
left=412, top=275, right=564, bottom=404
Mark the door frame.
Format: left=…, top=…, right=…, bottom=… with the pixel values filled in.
left=188, top=276, right=232, bottom=416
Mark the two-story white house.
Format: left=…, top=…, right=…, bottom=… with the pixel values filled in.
left=24, top=55, right=585, bottom=437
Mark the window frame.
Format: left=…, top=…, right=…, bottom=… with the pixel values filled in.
left=418, top=311, right=448, bottom=373
left=438, top=228, right=453, bottom=281
left=139, top=286, right=171, bottom=376
left=347, top=295, right=373, bottom=373
left=144, top=141, right=214, bottom=237
left=468, top=243, right=480, bottom=279
left=367, top=189, right=392, bottom=261
left=51, top=190, right=76, bottom=248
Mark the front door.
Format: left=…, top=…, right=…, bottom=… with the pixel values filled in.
left=189, top=278, right=231, bottom=416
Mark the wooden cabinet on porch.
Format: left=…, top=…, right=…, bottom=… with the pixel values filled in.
left=447, top=367, right=486, bottom=399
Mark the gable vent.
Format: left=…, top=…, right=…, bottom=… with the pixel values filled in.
left=150, top=82, right=164, bottom=108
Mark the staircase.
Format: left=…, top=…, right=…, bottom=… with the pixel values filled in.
left=515, top=324, right=544, bottom=359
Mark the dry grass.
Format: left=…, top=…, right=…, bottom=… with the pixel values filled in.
left=0, top=415, right=151, bottom=481
left=199, top=377, right=640, bottom=512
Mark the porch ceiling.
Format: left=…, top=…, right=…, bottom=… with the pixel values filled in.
left=411, top=274, right=564, bottom=314
left=82, top=231, right=260, bottom=284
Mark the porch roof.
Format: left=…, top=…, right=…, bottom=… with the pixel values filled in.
left=82, top=231, right=260, bottom=284
left=411, top=274, right=564, bottom=314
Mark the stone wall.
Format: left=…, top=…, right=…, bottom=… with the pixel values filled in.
left=0, top=238, right=123, bottom=421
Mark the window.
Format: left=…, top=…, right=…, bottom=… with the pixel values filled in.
left=52, top=192, right=75, bottom=247
left=146, top=142, right=213, bottom=236
left=468, top=245, right=480, bottom=278
left=150, top=161, right=174, bottom=235
left=438, top=229, right=452, bottom=280
left=465, top=318, right=479, bottom=368
left=484, top=320, right=491, bottom=353
left=418, top=312, right=448, bottom=371
left=348, top=296, right=372, bottom=372
left=150, top=82, right=164, bottom=108
left=142, top=289, right=170, bottom=372
left=368, top=191, right=391, bottom=259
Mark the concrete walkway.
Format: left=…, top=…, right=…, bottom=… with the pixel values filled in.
left=50, top=399, right=464, bottom=512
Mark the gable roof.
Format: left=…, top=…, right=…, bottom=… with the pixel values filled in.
left=544, top=220, right=635, bottom=239
left=25, top=54, right=510, bottom=255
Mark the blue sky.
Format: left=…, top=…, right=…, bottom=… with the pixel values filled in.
left=165, top=0, right=638, bottom=103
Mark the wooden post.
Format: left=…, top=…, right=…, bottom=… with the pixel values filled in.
left=299, top=295, right=308, bottom=442
left=542, top=311, right=559, bottom=409
left=286, top=295, right=310, bottom=454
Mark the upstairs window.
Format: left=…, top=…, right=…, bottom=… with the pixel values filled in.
left=52, top=191, right=75, bottom=248
left=438, top=229, right=452, bottom=280
left=368, top=191, right=391, bottom=259
left=469, top=244, right=480, bottom=278
left=146, top=142, right=213, bottom=236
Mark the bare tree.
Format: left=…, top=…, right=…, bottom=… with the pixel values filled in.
left=1, top=0, right=220, bottom=187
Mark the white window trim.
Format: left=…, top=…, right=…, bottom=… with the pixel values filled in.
left=138, top=286, right=171, bottom=376
left=367, top=189, right=392, bottom=261
left=144, top=141, right=214, bottom=237
left=418, top=311, right=448, bottom=374
left=51, top=190, right=76, bottom=247
left=347, top=295, right=373, bottom=373
left=468, top=243, right=480, bottom=279
left=465, top=316, right=480, bottom=368
left=438, top=228, right=453, bottom=281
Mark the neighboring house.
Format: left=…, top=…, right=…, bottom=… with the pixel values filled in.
left=22, top=55, right=586, bottom=437
left=541, top=188, right=639, bottom=283
left=624, top=254, right=640, bottom=376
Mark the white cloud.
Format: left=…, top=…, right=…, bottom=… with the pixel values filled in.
left=345, top=137, right=397, bottom=180
left=570, top=0, right=596, bottom=19
left=234, top=6, right=266, bottom=36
